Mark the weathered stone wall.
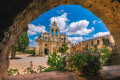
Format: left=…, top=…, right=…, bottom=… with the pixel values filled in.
left=0, top=0, right=120, bottom=79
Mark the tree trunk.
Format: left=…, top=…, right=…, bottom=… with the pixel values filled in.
left=11, top=50, right=16, bottom=59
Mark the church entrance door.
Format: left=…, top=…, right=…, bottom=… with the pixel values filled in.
left=45, top=48, right=49, bottom=55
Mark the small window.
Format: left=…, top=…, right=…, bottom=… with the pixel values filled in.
left=45, top=44, right=47, bottom=46
left=91, top=41, right=94, bottom=46
left=97, top=40, right=99, bottom=45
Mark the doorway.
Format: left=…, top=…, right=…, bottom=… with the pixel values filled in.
left=45, top=48, right=49, bottom=55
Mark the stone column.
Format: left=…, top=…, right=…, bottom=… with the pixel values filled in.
left=108, top=34, right=120, bottom=65
left=53, top=29, right=55, bottom=37
left=42, top=43, right=45, bottom=56
left=0, top=44, right=10, bottom=80
left=35, top=41, right=39, bottom=56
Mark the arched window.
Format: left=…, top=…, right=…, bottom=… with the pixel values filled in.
left=97, top=40, right=99, bottom=45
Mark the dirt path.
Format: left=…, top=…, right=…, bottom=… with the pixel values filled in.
left=9, top=54, right=48, bottom=74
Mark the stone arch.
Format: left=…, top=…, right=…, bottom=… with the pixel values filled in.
left=0, top=0, right=120, bottom=79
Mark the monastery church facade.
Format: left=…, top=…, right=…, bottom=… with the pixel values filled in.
left=35, top=21, right=71, bottom=56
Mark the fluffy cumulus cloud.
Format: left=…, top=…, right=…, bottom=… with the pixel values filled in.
left=93, top=31, right=110, bottom=38
left=27, top=24, right=47, bottom=36
left=66, top=20, right=94, bottom=35
left=68, top=37, right=83, bottom=43
left=50, top=13, right=68, bottom=32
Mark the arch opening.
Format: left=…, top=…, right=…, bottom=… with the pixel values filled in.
left=0, top=0, right=120, bottom=79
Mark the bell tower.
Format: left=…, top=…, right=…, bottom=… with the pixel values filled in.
left=49, top=20, right=60, bottom=38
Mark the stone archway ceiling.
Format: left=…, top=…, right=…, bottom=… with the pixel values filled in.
left=0, top=0, right=120, bottom=79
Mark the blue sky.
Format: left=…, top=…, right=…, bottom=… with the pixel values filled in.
left=27, top=5, right=110, bottom=46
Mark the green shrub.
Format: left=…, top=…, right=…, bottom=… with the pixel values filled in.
left=100, top=46, right=110, bottom=66
left=68, top=51, right=101, bottom=76
left=47, top=52, right=67, bottom=71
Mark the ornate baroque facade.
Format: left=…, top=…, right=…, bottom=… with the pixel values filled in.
left=35, top=21, right=71, bottom=56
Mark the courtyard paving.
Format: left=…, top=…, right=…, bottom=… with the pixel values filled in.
left=9, top=54, right=48, bottom=74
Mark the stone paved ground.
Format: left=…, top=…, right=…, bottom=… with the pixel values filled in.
left=9, top=54, right=48, bottom=74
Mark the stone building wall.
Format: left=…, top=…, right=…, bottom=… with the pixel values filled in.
left=71, top=35, right=115, bottom=52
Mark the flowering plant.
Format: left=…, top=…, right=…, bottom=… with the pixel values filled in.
left=68, top=51, right=101, bottom=76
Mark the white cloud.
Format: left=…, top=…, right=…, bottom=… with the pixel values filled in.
left=98, top=21, right=102, bottom=23
left=66, top=20, right=94, bottom=35
left=50, top=13, right=68, bottom=32
left=93, top=20, right=97, bottom=24
left=27, top=24, right=47, bottom=36
left=68, top=37, right=83, bottom=44
left=93, top=20, right=102, bottom=24
left=57, top=10, right=64, bottom=14
left=85, top=38, right=90, bottom=40
left=27, top=30, right=36, bottom=35
left=34, top=37, right=38, bottom=39
left=29, top=39, right=33, bottom=42
left=93, top=32, right=110, bottom=38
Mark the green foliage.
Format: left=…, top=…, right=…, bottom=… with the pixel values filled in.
left=100, top=46, right=110, bottom=66
left=25, top=50, right=35, bottom=55
left=47, top=52, right=67, bottom=71
left=68, top=51, right=101, bottom=76
left=17, top=32, right=29, bottom=53
left=7, top=68, right=20, bottom=76
left=12, top=32, right=29, bottom=53
left=58, top=44, right=69, bottom=55
left=100, top=38, right=111, bottom=65
left=23, top=61, right=36, bottom=74
left=102, top=38, right=110, bottom=46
